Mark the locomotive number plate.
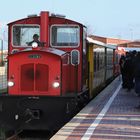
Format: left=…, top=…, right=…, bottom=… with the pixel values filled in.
left=28, top=54, right=41, bottom=59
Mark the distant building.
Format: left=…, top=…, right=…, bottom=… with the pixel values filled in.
left=119, top=40, right=140, bottom=48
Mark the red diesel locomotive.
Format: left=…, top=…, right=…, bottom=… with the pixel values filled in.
left=0, top=11, right=89, bottom=133
left=0, top=11, right=119, bottom=136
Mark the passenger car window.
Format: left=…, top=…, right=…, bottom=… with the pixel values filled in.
left=13, top=25, right=40, bottom=47
left=51, top=25, right=80, bottom=47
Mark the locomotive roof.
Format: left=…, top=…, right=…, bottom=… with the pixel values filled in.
left=7, top=14, right=84, bottom=27
left=86, top=37, right=117, bottom=49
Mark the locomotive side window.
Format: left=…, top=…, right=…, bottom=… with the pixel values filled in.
left=51, top=25, right=80, bottom=48
left=12, top=25, right=40, bottom=47
left=71, top=50, right=80, bottom=65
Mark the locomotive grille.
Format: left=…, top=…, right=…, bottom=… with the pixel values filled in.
left=21, top=63, right=49, bottom=92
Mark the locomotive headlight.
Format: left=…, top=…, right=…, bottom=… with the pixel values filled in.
left=8, top=81, right=14, bottom=87
left=32, top=42, right=38, bottom=48
left=52, top=82, right=60, bottom=88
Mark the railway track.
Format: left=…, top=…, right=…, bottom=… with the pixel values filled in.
left=6, top=130, right=54, bottom=140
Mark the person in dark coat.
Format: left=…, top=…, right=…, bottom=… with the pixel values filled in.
left=134, top=52, right=140, bottom=95
left=119, top=55, right=126, bottom=88
left=123, top=52, right=134, bottom=91
left=134, top=52, right=140, bottom=109
left=28, top=34, right=42, bottom=46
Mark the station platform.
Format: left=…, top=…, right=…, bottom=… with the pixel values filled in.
left=51, top=77, right=140, bottom=140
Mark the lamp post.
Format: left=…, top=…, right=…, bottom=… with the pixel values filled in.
left=0, top=39, right=4, bottom=66
left=130, top=28, right=133, bottom=40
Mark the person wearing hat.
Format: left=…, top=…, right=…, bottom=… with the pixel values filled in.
left=28, top=34, right=41, bottom=46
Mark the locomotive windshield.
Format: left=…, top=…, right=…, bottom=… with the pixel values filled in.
left=51, top=25, right=80, bottom=47
left=12, top=25, right=40, bottom=47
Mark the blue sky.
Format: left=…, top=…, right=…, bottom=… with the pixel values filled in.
left=1, top=0, right=140, bottom=48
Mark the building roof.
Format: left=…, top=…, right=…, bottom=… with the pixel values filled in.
left=86, top=37, right=116, bottom=49
left=119, top=40, right=140, bottom=48
left=89, top=35, right=130, bottom=45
